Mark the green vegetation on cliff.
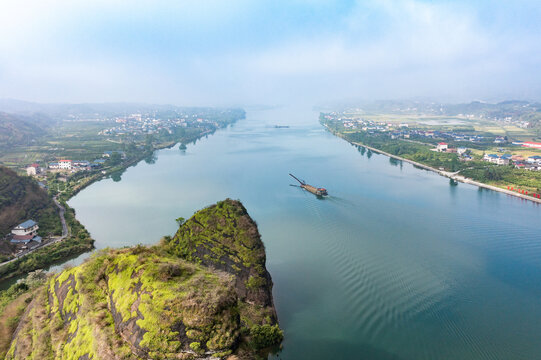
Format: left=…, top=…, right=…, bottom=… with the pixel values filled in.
left=2, top=199, right=282, bottom=360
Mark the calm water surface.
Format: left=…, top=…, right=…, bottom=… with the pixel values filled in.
left=68, top=107, right=541, bottom=360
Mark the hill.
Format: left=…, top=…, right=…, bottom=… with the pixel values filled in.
left=1, top=199, right=282, bottom=359
left=0, top=166, right=61, bottom=243
left=0, top=113, right=48, bottom=149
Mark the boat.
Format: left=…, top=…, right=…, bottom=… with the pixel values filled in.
left=274, top=125, right=290, bottom=128
left=289, top=173, right=328, bottom=196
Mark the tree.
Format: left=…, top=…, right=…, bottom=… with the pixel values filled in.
left=107, top=152, right=122, bottom=166
left=176, top=217, right=185, bottom=227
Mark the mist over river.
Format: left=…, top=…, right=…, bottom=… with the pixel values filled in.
left=68, top=107, right=541, bottom=360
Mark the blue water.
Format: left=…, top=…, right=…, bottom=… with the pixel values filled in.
left=67, top=107, right=541, bottom=360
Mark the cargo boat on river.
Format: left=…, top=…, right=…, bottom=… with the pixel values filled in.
left=289, top=173, right=328, bottom=196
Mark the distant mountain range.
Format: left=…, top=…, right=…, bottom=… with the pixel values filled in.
left=0, top=98, right=234, bottom=119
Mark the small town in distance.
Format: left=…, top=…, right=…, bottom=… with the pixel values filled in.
left=321, top=100, right=541, bottom=202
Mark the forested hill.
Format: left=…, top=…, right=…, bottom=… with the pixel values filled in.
left=0, top=166, right=61, bottom=240
left=0, top=112, right=49, bottom=149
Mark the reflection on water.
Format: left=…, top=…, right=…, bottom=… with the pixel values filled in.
left=65, top=106, right=541, bottom=360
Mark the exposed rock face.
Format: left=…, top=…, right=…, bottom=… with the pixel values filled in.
left=4, top=199, right=282, bottom=360
left=168, top=199, right=277, bottom=323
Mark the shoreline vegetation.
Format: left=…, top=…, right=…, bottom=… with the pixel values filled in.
left=0, top=107, right=246, bottom=282
left=323, top=124, right=541, bottom=204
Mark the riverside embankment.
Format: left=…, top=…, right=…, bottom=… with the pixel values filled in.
left=326, top=125, right=541, bottom=205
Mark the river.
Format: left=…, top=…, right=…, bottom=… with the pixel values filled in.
left=67, top=106, right=541, bottom=360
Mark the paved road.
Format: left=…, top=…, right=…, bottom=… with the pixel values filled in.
left=53, top=196, right=69, bottom=239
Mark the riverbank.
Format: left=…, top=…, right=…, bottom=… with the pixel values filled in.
left=57, top=130, right=217, bottom=202
left=326, top=125, right=541, bottom=205
left=0, top=124, right=237, bottom=283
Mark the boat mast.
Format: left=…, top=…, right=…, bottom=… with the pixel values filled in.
left=289, top=173, right=305, bottom=185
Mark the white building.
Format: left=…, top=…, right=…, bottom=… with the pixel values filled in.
left=11, top=220, right=41, bottom=244
left=436, top=143, right=448, bottom=152
left=58, top=159, right=72, bottom=170
left=26, top=164, right=40, bottom=176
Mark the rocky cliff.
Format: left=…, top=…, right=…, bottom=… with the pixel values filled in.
left=166, top=199, right=277, bottom=325
left=2, top=199, right=282, bottom=360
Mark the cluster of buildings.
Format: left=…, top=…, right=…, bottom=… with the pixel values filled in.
left=483, top=153, right=513, bottom=165
left=327, top=114, right=541, bottom=171
left=332, top=116, right=490, bottom=143
left=514, top=155, right=541, bottom=170
left=26, top=149, right=126, bottom=177
left=432, top=143, right=541, bottom=170
left=48, top=159, right=98, bottom=172
left=45, top=151, right=125, bottom=173
left=434, top=143, right=473, bottom=160
left=98, top=112, right=218, bottom=137
left=483, top=154, right=541, bottom=170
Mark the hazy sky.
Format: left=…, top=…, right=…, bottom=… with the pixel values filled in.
left=0, top=0, right=540, bottom=106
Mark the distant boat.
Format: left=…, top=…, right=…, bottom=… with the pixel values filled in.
left=289, top=173, right=328, bottom=196
left=274, top=125, right=290, bottom=128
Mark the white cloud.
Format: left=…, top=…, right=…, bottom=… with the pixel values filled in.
left=0, top=0, right=539, bottom=104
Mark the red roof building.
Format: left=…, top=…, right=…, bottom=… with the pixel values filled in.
left=522, top=142, right=541, bottom=149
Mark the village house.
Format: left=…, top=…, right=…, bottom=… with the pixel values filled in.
left=484, top=154, right=499, bottom=163
left=26, top=163, right=41, bottom=176
left=11, top=220, right=42, bottom=244
left=484, top=154, right=511, bottom=165
left=58, top=159, right=72, bottom=170
left=527, top=155, right=541, bottom=164
left=496, top=157, right=510, bottom=166
left=436, top=142, right=448, bottom=152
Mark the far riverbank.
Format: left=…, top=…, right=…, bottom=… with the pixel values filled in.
left=324, top=124, right=541, bottom=205
left=0, top=126, right=225, bottom=285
